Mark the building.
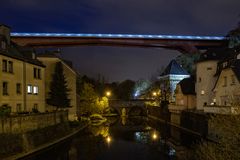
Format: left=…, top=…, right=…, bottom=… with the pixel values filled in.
left=37, top=52, right=77, bottom=120
left=195, top=48, right=230, bottom=110
left=0, top=24, right=45, bottom=112
left=204, top=50, right=240, bottom=114
left=169, top=77, right=196, bottom=125
left=158, top=59, right=190, bottom=102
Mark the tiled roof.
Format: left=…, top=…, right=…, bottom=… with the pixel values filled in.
left=0, top=42, right=45, bottom=67
left=160, top=59, right=189, bottom=76
left=178, top=77, right=196, bottom=95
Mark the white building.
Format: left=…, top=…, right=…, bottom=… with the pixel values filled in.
left=158, top=60, right=190, bottom=102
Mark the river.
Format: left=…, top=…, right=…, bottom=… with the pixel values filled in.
left=21, top=116, right=178, bottom=160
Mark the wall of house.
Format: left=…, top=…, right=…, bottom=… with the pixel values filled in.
left=25, top=63, right=45, bottom=112
left=175, top=85, right=196, bottom=109
left=0, top=55, right=24, bottom=112
left=214, top=68, right=240, bottom=106
left=0, top=111, right=68, bottom=134
left=37, top=57, right=77, bottom=121
left=0, top=55, right=45, bottom=113
left=196, top=60, right=218, bottom=110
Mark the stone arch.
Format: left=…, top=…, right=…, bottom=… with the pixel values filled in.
left=128, top=106, right=146, bottom=116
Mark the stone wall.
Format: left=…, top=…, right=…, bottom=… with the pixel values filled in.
left=0, top=111, right=68, bottom=133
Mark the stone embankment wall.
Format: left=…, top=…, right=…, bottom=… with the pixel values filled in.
left=0, top=111, right=68, bottom=134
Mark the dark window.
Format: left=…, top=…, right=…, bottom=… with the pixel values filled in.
left=231, top=75, right=235, bottom=84
left=34, top=68, right=37, bottom=78
left=199, top=77, right=201, bottom=82
left=207, top=67, right=212, bottom=70
left=1, top=41, right=6, bottom=49
left=8, top=61, right=13, bottom=73
left=2, top=60, right=7, bottom=72
left=16, top=83, right=21, bottom=94
left=38, top=69, right=41, bottom=79
left=3, top=82, right=8, bottom=95
left=16, top=104, right=21, bottom=112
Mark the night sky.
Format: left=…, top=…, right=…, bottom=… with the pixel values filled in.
left=1, top=0, right=240, bottom=82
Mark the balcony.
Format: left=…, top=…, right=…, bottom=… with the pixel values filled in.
left=168, top=103, right=187, bottom=113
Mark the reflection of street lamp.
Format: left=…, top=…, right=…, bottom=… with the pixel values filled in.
left=106, top=136, right=112, bottom=143
left=152, top=92, right=157, bottom=97
left=106, top=91, right=111, bottom=97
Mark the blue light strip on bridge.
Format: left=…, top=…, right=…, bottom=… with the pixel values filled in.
left=11, top=32, right=225, bottom=40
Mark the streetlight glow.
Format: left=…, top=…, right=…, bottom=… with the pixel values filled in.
left=152, top=132, right=158, bottom=140
left=106, top=91, right=111, bottom=97
left=152, top=92, right=157, bottom=96
left=106, top=136, right=111, bottom=143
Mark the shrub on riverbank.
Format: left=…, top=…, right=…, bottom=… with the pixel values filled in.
left=0, top=133, right=23, bottom=158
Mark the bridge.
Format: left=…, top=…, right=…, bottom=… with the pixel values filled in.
left=11, top=32, right=227, bottom=53
left=108, top=99, right=155, bottom=116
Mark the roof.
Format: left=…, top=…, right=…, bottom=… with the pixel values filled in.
left=178, top=77, right=196, bottom=95
left=197, top=47, right=234, bottom=62
left=0, top=42, right=45, bottom=67
left=231, top=59, right=240, bottom=82
left=160, top=59, right=189, bottom=76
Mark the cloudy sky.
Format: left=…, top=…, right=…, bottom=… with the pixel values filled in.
left=1, top=0, right=240, bottom=81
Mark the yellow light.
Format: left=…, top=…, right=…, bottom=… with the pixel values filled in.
left=106, top=91, right=111, bottom=97
left=152, top=133, right=158, bottom=140
left=106, top=136, right=111, bottom=143
left=152, top=92, right=157, bottom=96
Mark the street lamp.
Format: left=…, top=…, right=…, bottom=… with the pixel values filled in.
left=106, top=91, right=111, bottom=97
left=152, top=91, right=157, bottom=97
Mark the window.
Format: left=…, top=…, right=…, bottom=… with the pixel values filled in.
left=3, top=82, right=8, bottom=95
left=201, top=90, right=205, bottom=95
left=2, top=59, right=7, bottom=72
left=198, top=77, right=201, bottom=82
left=27, top=85, right=32, bottom=94
left=34, top=68, right=41, bottom=79
left=33, top=86, right=38, bottom=94
left=16, top=104, right=21, bottom=112
left=231, top=75, right=235, bottom=84
left=223, top=62, right=228, bottom=68
left=223, top=76, right=227, bottom=86
left=8, top=61, right=13, bottom=73
left=37, top=69, right=41, bottom=79
left=2, top=60, right=13, bottom=73
left=1, top=41, right=6, bottom=49
left=16, top=83, right=21, bottom=94
left=207, top=67, right=212, bottom=70
left=34, top=68, right=37, bottom=78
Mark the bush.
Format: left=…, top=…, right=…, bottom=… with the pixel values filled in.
left=0, top=105, right=11, bottom=117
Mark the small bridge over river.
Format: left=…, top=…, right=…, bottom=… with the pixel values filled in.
left=108, top=99, right=155, bottom=116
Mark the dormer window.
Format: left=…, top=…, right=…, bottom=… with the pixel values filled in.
left=1, top=41, right=6, bottom=50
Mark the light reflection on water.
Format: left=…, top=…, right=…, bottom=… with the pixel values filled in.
left=23, top=117, right=176, bottom=160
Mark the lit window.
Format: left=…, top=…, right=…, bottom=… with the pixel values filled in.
left=223, top=62, right=228, bottom=68
left=27, top=85, right=32, bottom=94
left=201, top=90, right=205, bottom=95
left=33, top=86, right=38, bottom=94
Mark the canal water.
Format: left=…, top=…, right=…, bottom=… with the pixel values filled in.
left=22, top=117, right=177, bottom=160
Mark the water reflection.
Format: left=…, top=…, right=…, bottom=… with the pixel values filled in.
left=23, top=117, right=176, bottom=160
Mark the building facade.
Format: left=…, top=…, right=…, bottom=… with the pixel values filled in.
left=37, top=53, right=77, bottom=120
left=0, top=25, right=45, bottom=113
left=158, top=59, right=190, bottom=102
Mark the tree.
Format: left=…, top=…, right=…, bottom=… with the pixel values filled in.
left=78, top=82, right=99, bottom=115
left=47, top=62, right=70, bottom=109
left=194, top=115, right=240, bottom=160
left=116, top=80, right=135, bottom=100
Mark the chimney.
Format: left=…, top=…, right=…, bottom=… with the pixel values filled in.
left=0, top=24, right=11, bottom=45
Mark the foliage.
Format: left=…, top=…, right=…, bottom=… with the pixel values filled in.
left=116, top=79, right=135, bottom=100
left=96, top=96, right=109, bottom=114
left=175, top=54, right=199, bottom=75
left=0, top=105, right=11, bottom=117
left=227, top=22, right=240, bottom=48
left=47, top=62, right=71, bottom=109
left=194, top=115, right=240, bottom=160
